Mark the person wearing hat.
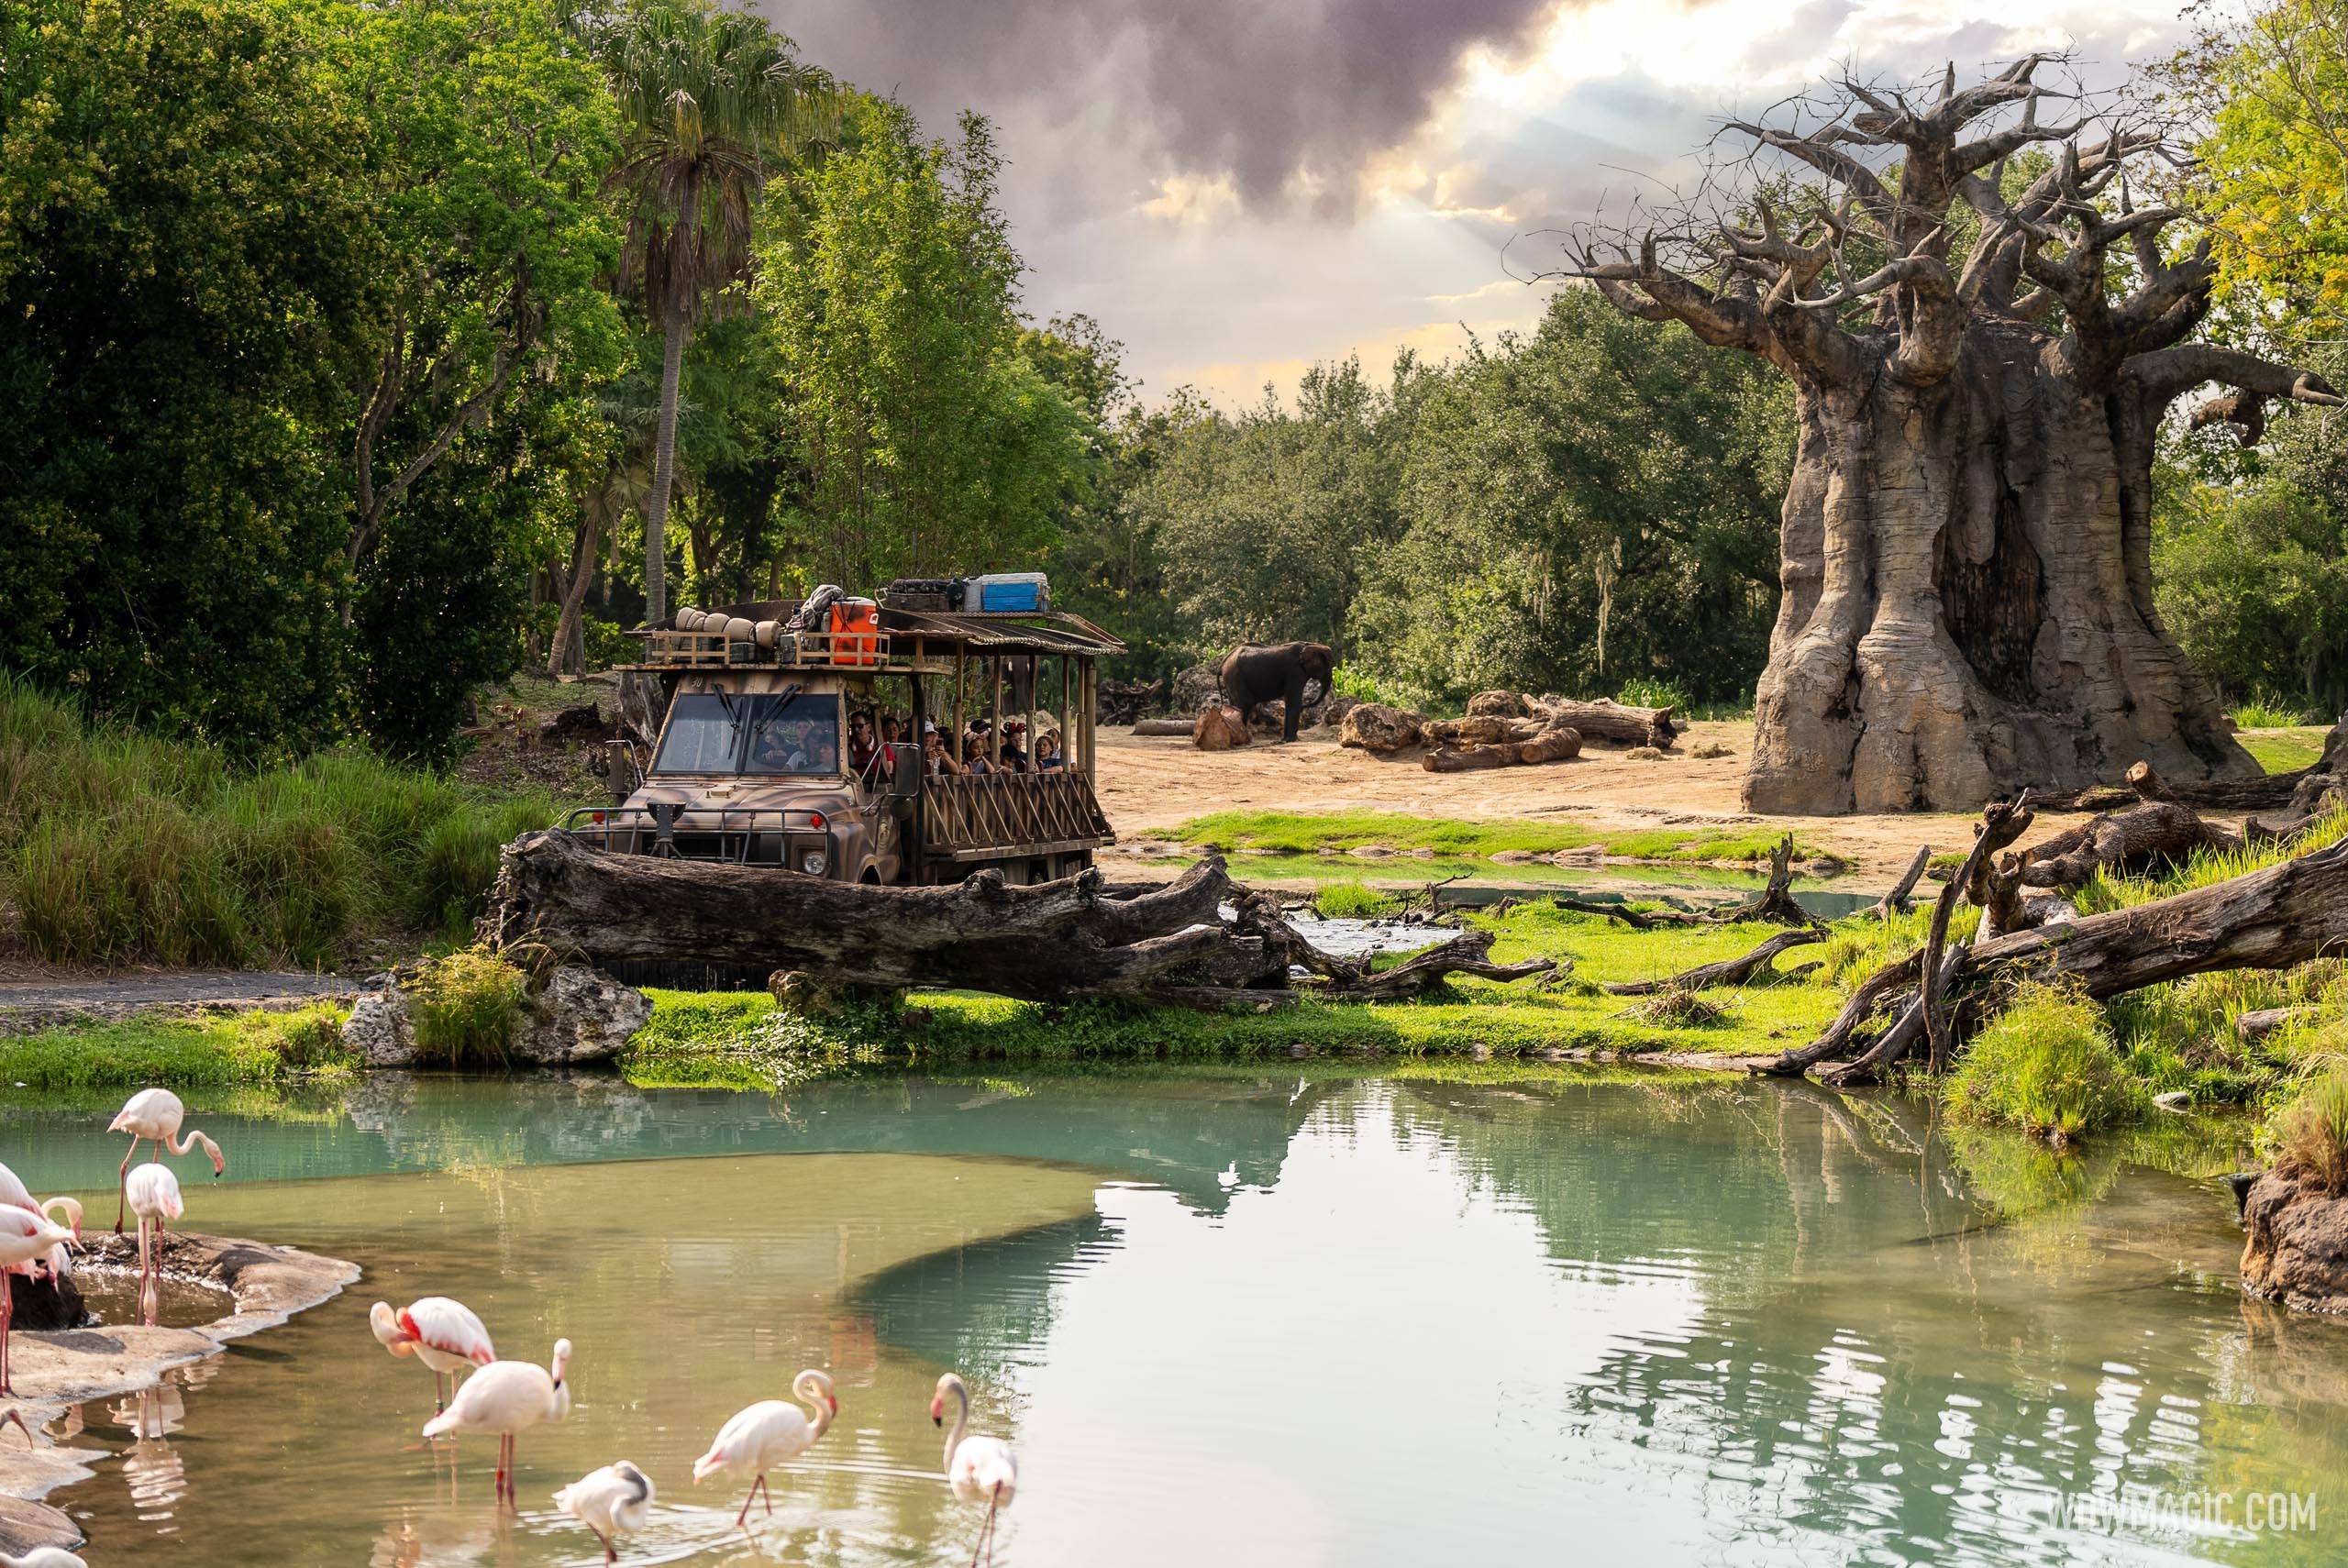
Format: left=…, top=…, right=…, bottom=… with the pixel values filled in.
left=999, top=721, right=1030, bottom=773
left=923, top=727, right=962, bottom=777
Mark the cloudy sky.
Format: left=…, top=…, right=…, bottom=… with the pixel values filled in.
left=765, top=0, right=2193, bottom=406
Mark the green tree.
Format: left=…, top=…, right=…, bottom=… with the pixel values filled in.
left=600, top=0, right=838, bottom=624
left=1352, top=291, right=1791, bottom=707
left=756, top=102, right=1094, bottom=590
left=0, top=0, right=373, bottom=751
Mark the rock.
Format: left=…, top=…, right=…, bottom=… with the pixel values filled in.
left=1346, top=845, right=1394, bottom=858
left=1313, top=692, right=1358, bottom=732
left=1467, top=690, right=1529, bottom=719
left=512, top=964, right=650, bottom=1066
left=1490, top=850, right=1537, bottom=864
left=341, top=983, right=419, bottom=1067
left=1409, top=846, right=1438, bottom=859
left=1340, top=703, right=1425, bottom=753
left=7, top=1266, right=88, bottom=1331
left=2152, top=1088, right=2193, bottom=1112
left=1170, top=663, right=1222, bottom=714
left=2242, top=1171, right=2348, bottom=1312
left=540, top=701, right=611, bottom=745
left=1191, top=705, right=1251, bottom=751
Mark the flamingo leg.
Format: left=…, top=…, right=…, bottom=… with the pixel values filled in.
left=434, top=1369, right=448, bottom=1414
left=0, top=1277, right=13, bottom=1397
left=968, top=1501, right=991, bottom=1568
left=734, top=1477, right=756, bottom=1529
left=114, top=1140, right=135, bottom=1234
left=594, top=1526, right=615, bottom=1564
left=759, top=1472, right=774, bottom=1516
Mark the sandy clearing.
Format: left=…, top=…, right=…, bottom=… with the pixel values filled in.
left=1092, top=721, right=2105, bottom=889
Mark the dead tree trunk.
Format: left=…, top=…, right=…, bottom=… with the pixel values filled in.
left=485, top=832, right=1551, bottom=1009
left=1563, top=59, right=2340, bottom=812
left=1527, top=698, right=1675, bottom=748
left=2019, top=801, right=2242, bottom=889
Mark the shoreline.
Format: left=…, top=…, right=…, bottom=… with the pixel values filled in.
left=0, top=1231, right=360, bottom=1550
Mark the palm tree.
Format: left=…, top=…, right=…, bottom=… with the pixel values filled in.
left=602, top=1, right=837, bottom=624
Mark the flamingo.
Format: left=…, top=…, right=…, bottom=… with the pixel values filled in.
left=0, top=1550, right=89, bottom=1568
left=124, top=1163, right=183, bottom=1328
left=0, top=1162, right=82, bottom=1281
left=554, top=1460, right=655, bottom=1563
left=106, top=1088, right=224, bottom=1234
left=0, top=1207, right=79, bottom=1397
left=420, top=1338, right=572, bottom=1507
left=931, top=1373, right=1017, bottom=1568
left=692, top=1369, right=836, bottom=1528
left=370, top=1297, right=496, bottom=1412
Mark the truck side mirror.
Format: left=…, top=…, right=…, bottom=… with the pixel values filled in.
left=889, top=740, right=921, bottom=798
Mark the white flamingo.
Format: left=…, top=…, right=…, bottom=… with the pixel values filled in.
left=693, top=1369, right=837, bottom=1527
left=931, top=1373, right=1017, bottom=1568
left=555, top=1460, right=655, bottom=1563
left=0, top=1163, right=81, bottom=1283
left=421, top=1338, right=572, bottom=1507
left=105, top=1088, right=224, bottom=1234
left=0, top=1549, right=89, bottom=1567
left=0, top=1206, right=79, bottom=1399
left=370, top=1297, right=496, bottom=1412
left=123, top=1163, right=182, bottom=1328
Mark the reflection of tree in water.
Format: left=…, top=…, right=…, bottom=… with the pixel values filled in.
left=1379, top=1077, right=2348, bottom=1566
left=847, top=1210, right=1118, bottom=1386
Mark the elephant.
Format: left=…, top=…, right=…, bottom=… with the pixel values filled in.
left=1218, top=642, right=1335, bottom=743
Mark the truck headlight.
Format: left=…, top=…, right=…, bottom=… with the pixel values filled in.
left=800, top=850, right=827, bottom=875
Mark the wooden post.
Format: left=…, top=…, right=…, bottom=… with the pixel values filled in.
left=990, top=657, right=1002, bottom=767
left=951, top=649, right=966, bottom=750
left=1059, top=655, right=1074, bottom=771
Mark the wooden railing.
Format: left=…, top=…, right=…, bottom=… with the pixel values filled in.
left=924, top=772, right=1111, bottom=859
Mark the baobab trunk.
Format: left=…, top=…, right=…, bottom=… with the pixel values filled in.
left=1566, top=57, right=2339, bottom=814
left=1751, top=322, right=2253, bottom=812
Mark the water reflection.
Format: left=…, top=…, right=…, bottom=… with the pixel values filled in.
left=17, top=1073, right=2348, bottom=1567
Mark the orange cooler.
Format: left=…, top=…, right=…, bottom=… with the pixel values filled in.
left=827, top=598, right=880, bottom=665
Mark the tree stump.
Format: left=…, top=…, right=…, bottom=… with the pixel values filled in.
left=1339, top=703, right=1424, bottom=753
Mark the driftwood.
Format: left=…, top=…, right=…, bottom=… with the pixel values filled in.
left=2019, top=800, right=2241, bottom=889
left=1601, top=928, right=1824, bottom=996
left=1922, top=793, right=2037, bottom=1070
left=1544, top=897, right=1713, bottom=929
left=1768, top=834, right=2348, bottom=1084
left=1872, top=845, right=1932, bottom=920
left=486, top=831, right=1552, bottom=1010
left=1423, top=744, right=1514, bottom=772
left=1532, top=697, right=1676, bottom=749
left=1714, top=834, right=1813, bottom=926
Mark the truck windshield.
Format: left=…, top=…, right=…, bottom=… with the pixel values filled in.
left=651, top=693, right=841, bottom=776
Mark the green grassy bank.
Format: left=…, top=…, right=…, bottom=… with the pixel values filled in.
left=1166, top=809, right=1814, bottom=863
left=1, top=674, right=560, bottom=968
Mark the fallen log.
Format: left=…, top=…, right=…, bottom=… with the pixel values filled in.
left=1423, top=743, right=1515, bottom=772
left=487, top=831, right=1551, bottom=1010
left=1601, top=927, right=1824, bottom=995
left=1923, top=793, right=2037, bottom=1069
left=1529, top=696, right=1677, bottom=748
left=1130, top=718, right=1195, bottom=737
left=2019, top=801, right=2240, bottom=889
left=1545, top=897, right=1713, bottom=930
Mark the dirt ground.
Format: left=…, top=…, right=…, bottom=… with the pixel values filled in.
left=1094, top=721, right=2098, bottom=889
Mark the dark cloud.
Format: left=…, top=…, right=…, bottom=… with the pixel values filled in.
left=766, top=0, right=1562, bottom=210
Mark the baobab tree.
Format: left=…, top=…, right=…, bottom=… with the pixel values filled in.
left=1560, top=56, right=2342, bottom=813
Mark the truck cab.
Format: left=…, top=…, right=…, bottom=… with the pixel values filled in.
left=564, top=594, right=1120, bottom=887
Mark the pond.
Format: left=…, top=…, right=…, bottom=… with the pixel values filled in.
left=10, top=1071, right=2348, bottom=1566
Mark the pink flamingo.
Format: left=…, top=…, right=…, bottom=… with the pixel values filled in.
left=692, top=1369, right=837, bottom=1526
left=555, top=1460, right=655, bottom=1563
left=932, top=1373, right=1018, bottom=1568
left=123, top=1164, right=182, bottom=1328
left=106, top=1089, right=223, bottom=1234
left=0, top=1549, right=89, bottom=1567
left=370, top=1297, right=496, bottom=1412
left=0, top=1206, right=79, bottom=1397
left=0, top=1163, right=82, bottom=1283
left=421, top=1339, right=572, bottom=1507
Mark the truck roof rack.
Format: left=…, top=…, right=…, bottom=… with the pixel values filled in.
left=619, top=602, right=1125, bottom=672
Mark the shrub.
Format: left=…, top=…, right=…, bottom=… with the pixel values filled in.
left=2229, top=690, right=2320, bottom=730
left=405, top=947, right=527, bottom=1067
left=2270, top=1068, right=2348, bottom=1194
left=1329, top=664, right=1395, bottom=706
left=1944, top=983, right=2148, bottom=1141
left=1615, top=676, right=1691, bottom=712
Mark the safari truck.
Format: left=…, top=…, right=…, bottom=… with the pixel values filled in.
left=562, top=584, right=1123, bottom=887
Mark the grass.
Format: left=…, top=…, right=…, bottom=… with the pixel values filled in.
left=1944, top=982, right=2148, bottom=1140
left=0, top=672, right=561, bottom=967
left=2236, top=725, right=2330, bottom=774
left=2229, top=692, right=2320, bottom=730
left=1168, top=809, right=1809, bottom=864
left=404, top=947, right=527, bottom=1067
left=1312, top=885, right=1402, bottom=920
left=0, top=1004, right=357, bottom=1089
left=2269, top=1067, right=2348, bottom=1192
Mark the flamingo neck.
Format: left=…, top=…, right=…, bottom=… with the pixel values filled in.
left=804, top=1388, right=835, bottom=1442
left=941, top=1381, right=969, bottom=1473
